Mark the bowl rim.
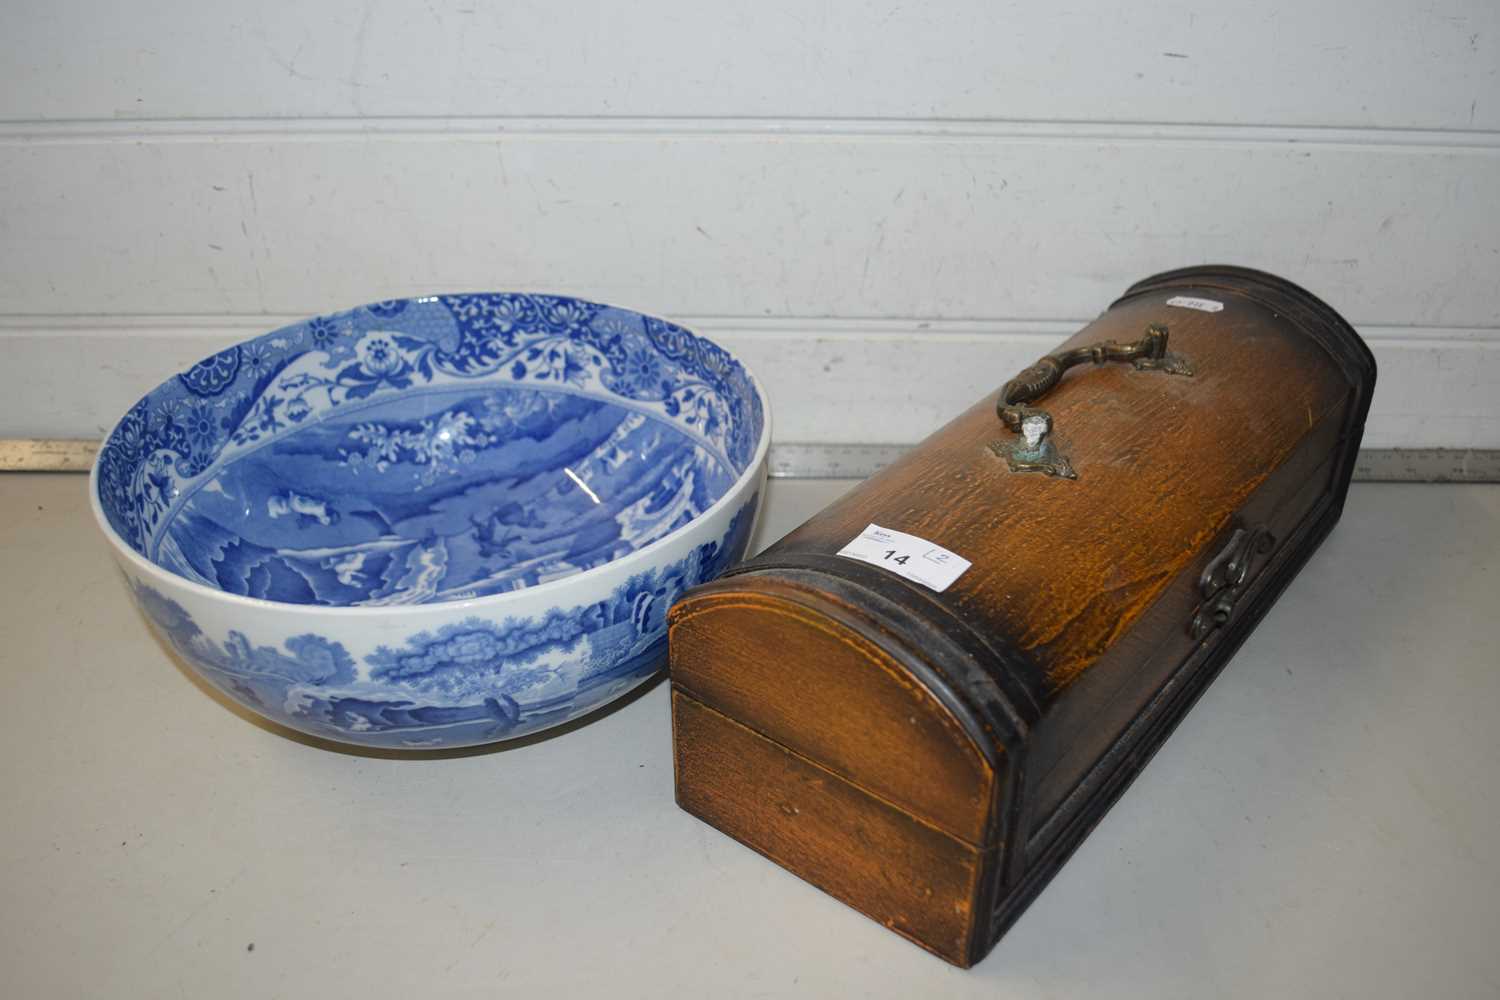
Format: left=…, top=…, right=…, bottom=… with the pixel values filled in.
left=88, top=295, right=772, bottom=619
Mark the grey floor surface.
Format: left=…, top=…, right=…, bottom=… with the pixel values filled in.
left=2, top=474, right=1497, bottom=999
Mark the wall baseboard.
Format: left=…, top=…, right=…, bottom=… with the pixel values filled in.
left=8, top=438, right=1498, bottom=483
left=767, top=443, right=1500, bottom=482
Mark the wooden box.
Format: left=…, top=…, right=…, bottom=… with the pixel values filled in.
left=668, top=266, right=1376, bottom=967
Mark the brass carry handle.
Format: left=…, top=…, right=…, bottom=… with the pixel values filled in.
left=991, top=324, right=1194, bottom=480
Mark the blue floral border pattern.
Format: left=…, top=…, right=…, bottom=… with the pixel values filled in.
left=132, top=496, right=757, bottom=747
left=97, top=295, right=763, bottom=560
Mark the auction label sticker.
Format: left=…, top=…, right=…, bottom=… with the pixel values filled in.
left=1166, top=295, right=1224, bottom=313
left=836, top=523, right=972, bottom=593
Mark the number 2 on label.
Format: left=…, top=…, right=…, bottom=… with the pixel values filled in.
left=836, top=523, right=972, bottom=593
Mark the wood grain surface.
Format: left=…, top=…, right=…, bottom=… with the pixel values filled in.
left=668, top=272, right=1368, bottom=966
left=671, top=583, right=996, bottom=845
left=758, top=286, right=1348, bottom=690
left=673, top=691, right=989, bottom=967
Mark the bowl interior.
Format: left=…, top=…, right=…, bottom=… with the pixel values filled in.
left=96, top=295, right=765, bottom=607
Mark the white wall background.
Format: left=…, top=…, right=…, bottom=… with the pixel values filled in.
left=2, top=0, right=1497, bottom=448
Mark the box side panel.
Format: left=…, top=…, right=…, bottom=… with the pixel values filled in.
left=981, top=468, right=1351, bottom=958
left=672, top=690, right=989, bottom=967
left=670, top=585, right=995, bottom=845
left=1022, top=396, right=1350, bottom=834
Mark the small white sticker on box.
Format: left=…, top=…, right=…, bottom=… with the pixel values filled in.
left=1166, top=295, right=1224, bottom=313
left=836, top=523, right=972, bottom=593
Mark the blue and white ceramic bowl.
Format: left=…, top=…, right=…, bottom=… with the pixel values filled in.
left=89, top=294, right=769, bottom=749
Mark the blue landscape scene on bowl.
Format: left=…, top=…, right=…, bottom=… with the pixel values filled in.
left=95, top=293, right=766, bottom=747
left=97, top=293, right=764, bottom=606
left=130, top=498, right=756, bottom=748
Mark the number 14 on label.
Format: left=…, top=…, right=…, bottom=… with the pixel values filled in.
left=835, top=523, right=973, bottom=593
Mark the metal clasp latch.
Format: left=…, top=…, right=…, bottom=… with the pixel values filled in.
left=1188, top=525, right=1275, bottom=640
